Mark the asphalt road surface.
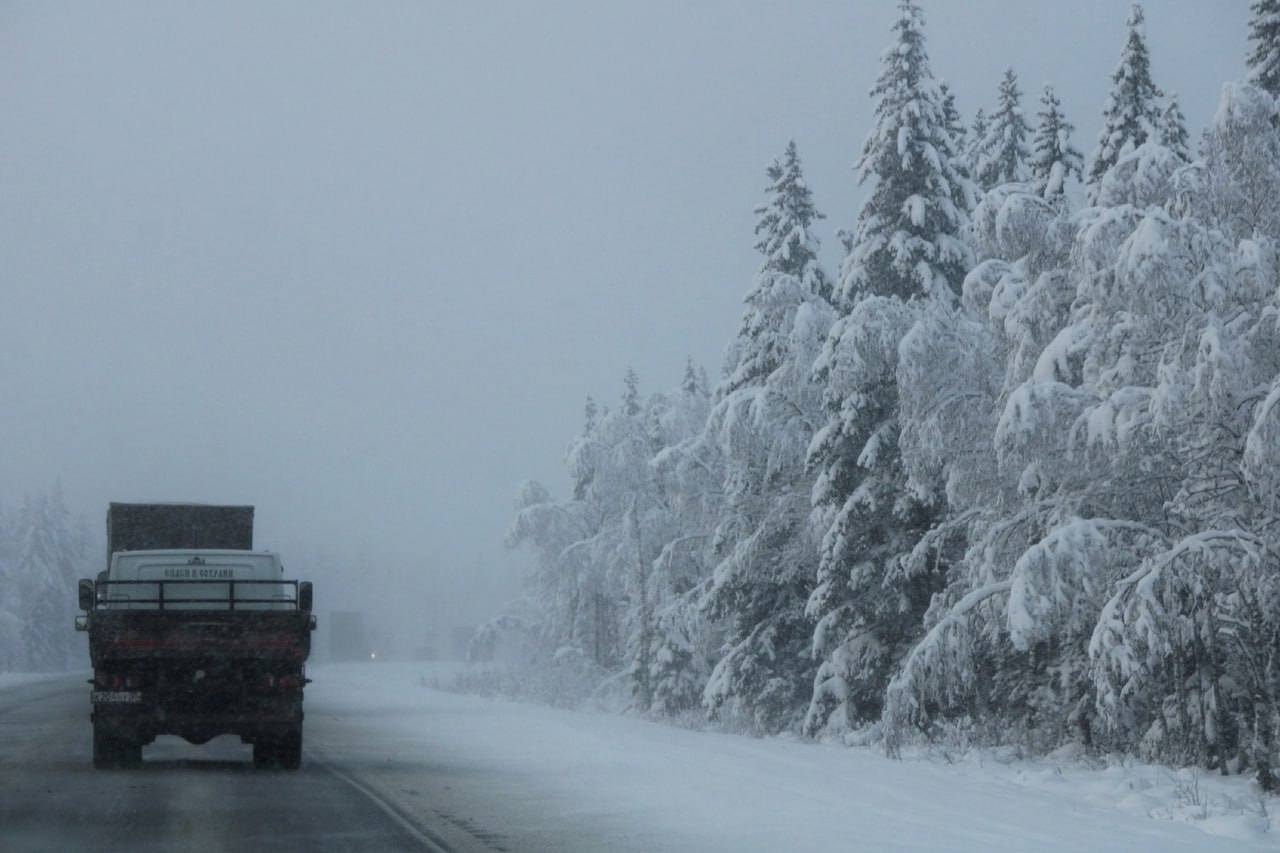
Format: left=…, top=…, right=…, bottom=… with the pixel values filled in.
left=0, top=673, right=606, bottom=852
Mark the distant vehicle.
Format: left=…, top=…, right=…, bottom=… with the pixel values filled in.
left=328, top=610, right=372, bottom=662
left=76, top=503, right=316, bottom=770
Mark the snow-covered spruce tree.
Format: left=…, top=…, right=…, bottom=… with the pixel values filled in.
left=965, top=108, right=989, bottom=182
left=807, top=297, right=925, bottom=736
left=700, top=142, right=836, bottom=735
left=1249, top=0, right=1280, bottom=96
left=722, top=141, right=832, bottom=396
left=940, top=81, right=965, bottom=148
left=805, top=0, right=973, bottom=738
left=974, top=68, right=1032, bottom=192
left=13, top=486, right=84, bottom=671
left=1029, top=84, right=1084, bottom=200
left=1087, top=5, right=1168, bottom=200
left=836, top=2, right=973, bottom=307
left=1159, top=93, right=1191, bottom=162
left=939, top=80, right=969, bottom=179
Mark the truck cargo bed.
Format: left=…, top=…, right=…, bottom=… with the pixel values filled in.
left=88, top=609, right=313, bottom=663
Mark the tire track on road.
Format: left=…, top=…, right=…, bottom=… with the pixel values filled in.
left=305, top=745, right=467, bottom=852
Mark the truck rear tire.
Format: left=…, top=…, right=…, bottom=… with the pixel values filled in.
left=119, top=739, right=142, bottom=768
left=252, top=739, right=274, bottom=769
left=253, top=728, right=302, bottom=770
left=277, top=729, right=302, bottom=770
left=93, top=723, right=142, bottom=769
left=92, top=726, right=113, bottom=769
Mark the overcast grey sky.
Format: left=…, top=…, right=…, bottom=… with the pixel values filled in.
left=0, top=1, right=1252, bottom=641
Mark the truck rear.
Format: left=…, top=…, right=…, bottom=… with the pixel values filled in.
left=75, top=503, right=315, bottom=769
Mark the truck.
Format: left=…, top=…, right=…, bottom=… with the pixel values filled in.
left=75, top=503, right=315, bottom=770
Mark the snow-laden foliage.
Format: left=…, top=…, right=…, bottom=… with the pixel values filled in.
left=0, top=485, right=90, bottom=672
left=644, top=361, right=721, bottom=715
left=879, top=74, right=1280, bottom=790
left=1184, top=82, right=1280, bottom=242
left=878, top=183, right=1080, bottom=750
left=897, top=301, right=1002, bottom=511
left=1093, top=142, right=1184, bottom=209
left=938, top=80, right=967, bottom=166
left=837, top=0, right=974, bottom=307
left=883, top=519, right=1161, bottom=755
left=965, top=108, right=989, bottom=180
left=1159, top=94, right=1191, bottom=162
left=497, top=368, right=716, bottom=712
left=1090, top=532, right=1263, bottom=765
left=1030, top=84, right=1084, bottom=200
left=805, top=296, right=929, bottom=735
left=973, top=68, right=1032, bottom=192
left=1087, top=5, right=1169, bottom=200
left=1249, top=0, right=1280, bottom=97
left=700, top=144, right=836, bottom=734
left=724, top=141, right=832, bottom=395
left=805, top=1, right=973, bottom=738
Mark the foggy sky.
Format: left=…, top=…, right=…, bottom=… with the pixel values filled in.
left=0, top=1, right=1251, bottom=643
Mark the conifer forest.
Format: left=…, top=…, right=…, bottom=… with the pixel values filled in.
left=490, top=1, right=1280, bottom=792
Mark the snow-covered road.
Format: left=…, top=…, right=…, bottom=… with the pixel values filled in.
left=1, top=665, right=1275, bottom=851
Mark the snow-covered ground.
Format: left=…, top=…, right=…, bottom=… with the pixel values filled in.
left=310, top=662, right=1277, bottom=851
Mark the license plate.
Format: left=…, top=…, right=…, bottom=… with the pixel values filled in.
left=92, top=691, right=142, bottom=704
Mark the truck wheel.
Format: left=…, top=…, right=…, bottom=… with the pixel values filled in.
left=277, top=728, right=302, bottom=770
left=118, top=738, right=143, bottom=769
left=251, top=738, right=275, bottom=769
left=93, top=724, right=141, bottom=769
left=253, top=728, right=302, bottom=770
left=92, top=725, right=116, bottom=769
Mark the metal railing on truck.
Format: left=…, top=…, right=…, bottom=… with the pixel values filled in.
left=93, top=578, right=305, bottom=611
